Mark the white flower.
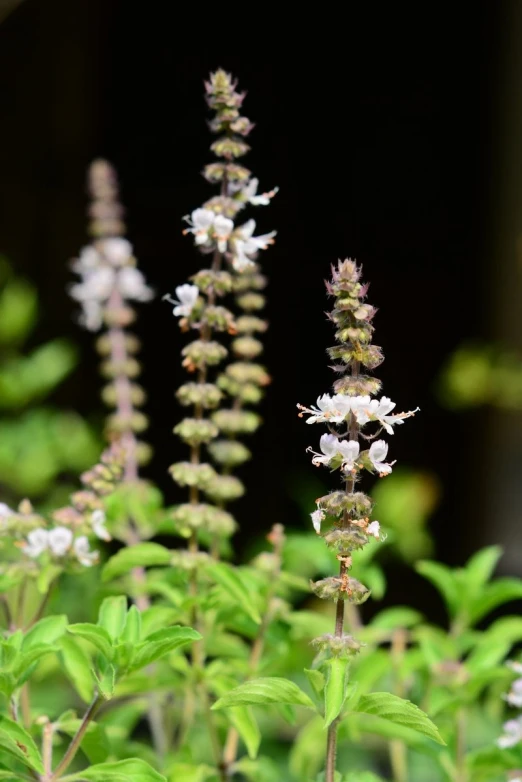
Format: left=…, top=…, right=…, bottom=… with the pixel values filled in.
left=368, top=440, right=394, bottom=476
left=48, top=526, right=73, bottom=556
left=118, top=267, right=153, bottom=302
left=213, top=215, right=234, bottom=253
left=344, top=395, right=418, bottom=434
left=0, top=503, right=14, bottom=518
left=79, top=300, right=104, bottom=331
left=243, top=178, right=279, bottom=206
left=338, top=439, right=360, bottom=472
left=310, top=433, right=344, bottom=466
left=183, top=208, right=216, bottom=245
left=311, top=509, right=324, bottom=534
left=232, top=219, right=276, bottom=271
left=91, top=510, right=111, bottom=541
left=507, top=661, right=522, bottom=675
left=301, top=394, right=352, bottom=424
left=498, top=717, right=522, bottom=748
left=367, top=521, right=381, bottom=539
left=507, top=678, right=522, bottom=708
left=22, top=528, right=49, bottom=558
left=99, top=238, right=133, bottom=266
left=164, top=284, right=199, bottom=318
left=73, top=536, right=99, bottom=567
left=70, top=267, right=115, bottom=303
left=72, top=245, right=100, bottom=274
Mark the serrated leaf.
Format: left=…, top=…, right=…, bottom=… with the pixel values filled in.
left=207, top=561, right=261, bottom=624
left=59, top=635, right=94, bottom=703
left=67, top=758, right=167, bottom=781
left=98, top=597, right=128, bottom=641
left=416, top=560, right=459, bottom=619
left=354, top=692, right=444, bottom=744
left=102, top=543, right=171, bottom=583
left=324, top=657, right=350, bottom=727
left=465, top=546, right=502, bottom=591
left=226, top=707, right=261, bottom=760
left=0, top=715, right=44, bottom=773
left=166, top=765, right=215, bottom=782
left=22, top=615, right=67, bottom=649
left=212, top=677, right=316, bottom=711
left=68, top=624, right=113, bottom=660
left=129, top=626, right=201, bottom=672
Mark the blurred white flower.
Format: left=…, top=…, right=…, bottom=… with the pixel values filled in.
left=91, top=509, right=111, bottom=541
left=232, top=219, right=276, bottom=271
left=367, top=521, right=381, bottom=539
left=311, top=509, right=324, bottom=534
left=213, top=215, right=234, bottom=253
left=118, top=267, right=153, bottom=301
left=22, top=528, right=49, bottom=558
left=498, top=717, right=522, bottom=749
left=73, top=536, right=99, bottom=567
left=183, top=208, right=216, bottom=245
left=48, top=526, right=73, bottom=556
left=243, top=178, right=279, bottom=206
left=99, top=238, right=133, bottom=266
left=369, top=440, right=393, bottom=476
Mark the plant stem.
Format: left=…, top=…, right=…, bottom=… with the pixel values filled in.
left=50, top=695, right=100, bottom=780
left=42, top=721, right=54, bottom=778
left=325, top=364, right=359, bottom=782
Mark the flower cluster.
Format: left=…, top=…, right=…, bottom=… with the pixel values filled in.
left=71, top=160, right=153, bottom=476
left=167, top=70, right=275, bottom=548
left=7, top=445, right=124, bottom=570
left=299, top=259, right=418, bottom=658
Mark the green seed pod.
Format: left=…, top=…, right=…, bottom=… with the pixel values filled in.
left=236, top=292, right=265, bottom=311
left=311, top=633, right=363, bottom=657
left=323, top=528, right=368, bottom=553
left=191, top=270, right=234, bottom=296
left=311, top=576, right=371, bottom=605
left=210, top=136, right=250, bottom=159
left=212, top=409, right=261, bottom=435
left=235, top=315, right=268, bottom=334
left=234, top=273, right=267, bottom=293
left=202, top=305, right=235, bottom=332
left=207, top=439, right=251, bottom=467
left=333, top=375, right=382, bottom=396
left=316, top=491, right=373, bottom=517
left=173, top=417, right=219, bottom=446
left=182, top=340, right=228, bottom=370
left=205, top=474, right=245, bottom=502
left=176, top=382, right=223, bottom=409
left=225, top=362, right=270, bottom=386
left=232, top=336, right=263, bottom=359
left=169, top=462, right=216, bottom=489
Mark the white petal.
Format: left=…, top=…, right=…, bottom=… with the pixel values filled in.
left=48, top=526, right=74, bottom=556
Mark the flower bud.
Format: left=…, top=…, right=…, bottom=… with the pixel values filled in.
left=182, top=340, right=228, bottom=370
left=191, top=269, right=234, bottom=296
left=202, top=305, right=235, bottom=332
left=207, top=439, right=251, bottom=467
left=173, top=418, right=219, bottom=446
left=311, top=576, right=371, bottom=605
left=236, top=292, right=265, bottom=311
left=169, top=462, right=216, bottom=489
left=212, top=409, right=261, bottom=435
left=316, top=491, right=373, bottom=517
left=176, top=382, right=223, bottom=409
left=235, top=315, right=268, bottom=334
left=205, top=475, right=245, bottom=502
left=311, top=633, right=363, bottom=657
left=232, top=336, right=263, bottom=359
left=323, top=528, right=368, bottom=552
left=225, top=362, right=271, bottom=386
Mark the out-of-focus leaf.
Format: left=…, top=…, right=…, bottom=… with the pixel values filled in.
left=0, top=340, right=76, bottom=409
left=212, top=677, right=316, bottom=711
left=0, top=278, right=37, bottom=346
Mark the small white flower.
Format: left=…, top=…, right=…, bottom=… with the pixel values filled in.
left=311, top=509, right=324, bottom=534
left=243, top=178, right=279, bottom=206
left=498, top=717, right=522, bottom=748
left=506, top=678, right=522, bottom=708
left=368, top=440, right=394, bottom=476
left=164, top=284, right=199, bottom=318
left=310, top=433, right=344, bottom=466
left=91, top=509, right=111, bottom=541
left=79, top=300, right=104, bottom=331
left=99, top=238, right=133, bottom=266
left=212, top=215, right=234, bottom=253
left=338, top=439, right=360, bottom=472
left=70, top=266, right=115, bottom=303
left=232, top=219, right=276, bottom=271
left=301, top=394, right=352, bottom=424
left=118, top=267, right=153, bottom=301
left=73, top=536, right=99, bottom=567
left=367, top=521, right=381, bottom=539
left=48, top=526, right=74, bottom=556
left=72, top=245, right=100, bottom=274
left=22, top=528, right=49, bottom=558
left=183, top=208, right=216, bottom=245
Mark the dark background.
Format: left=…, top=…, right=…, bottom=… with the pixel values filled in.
left=1, top=0, right=521, bottom=611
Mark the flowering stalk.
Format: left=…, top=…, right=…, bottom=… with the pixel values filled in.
left=167, top=70, right=276, bottom=557
left=299, top=259, right=418, bottom=781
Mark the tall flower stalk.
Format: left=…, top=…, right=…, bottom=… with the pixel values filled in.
left=299, top=259, right=418, bottom=781
left=165, top=69, right=276, bottom=776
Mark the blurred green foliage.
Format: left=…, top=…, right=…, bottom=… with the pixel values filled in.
left=438, top=342, right=522, bottom=409
left=0, top=257, right=99, bottom=502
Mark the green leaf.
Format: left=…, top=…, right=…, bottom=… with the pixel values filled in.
left=324, top=657, right=350, bottom=727
left=354, top=692, right=445, bottom=745
left=102, top=543, right=171, bottom=583
left=207, top=561, right=261, bottom=624
left=22, top=615, right=67, bottom=649
left=226, top=707, right=261, bottom=760
left=468, top=578, right=522, bottom=624
left=369, top=607, right=423, bottom=631
left=341, top=774, right=386, bottom=781
left=416, top=560, right=458, bottom=619
left=129, top=626, right=201, bottom=672
left=67, top=758, right=167, bottom=781
left=166, top=765, right=215, bottom=782
left=13, top=644, right=58, bottom=685
left=0, top=715, right=44, bottom=773
left=289, top=715, right=325, bottom=780
left=212, top=677, right=316, bottom=711
left=59, top=635, right=94, bottom=703
left=67, top=624, right=113, bottom=660
left=0, top=277, right=37, bottom=347
left=121, top=606, right=141, bottom=644
left=464, top=546, right=502, bottom=591
left=304, top=668, right=326, bottom=699
left=98, top=597, right=128, bottom=641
